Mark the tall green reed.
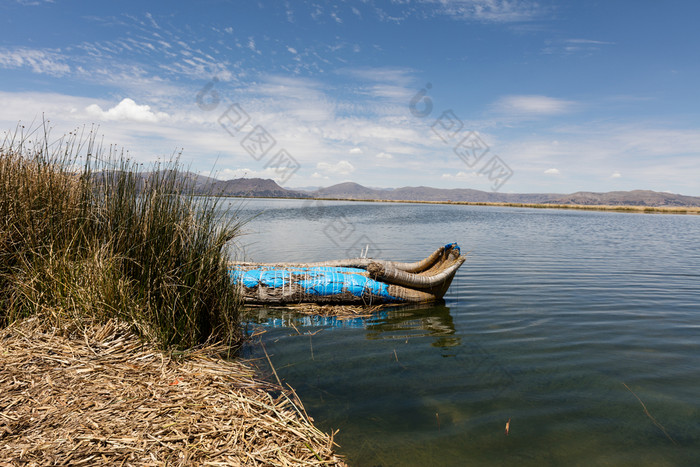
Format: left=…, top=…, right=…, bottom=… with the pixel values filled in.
left=0, top=124, right=244, bottom=350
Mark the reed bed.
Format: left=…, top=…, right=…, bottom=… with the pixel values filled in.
left=454, top=201, right=700, bottom=214
left=0, top=125, right=345, bottom=464
left=0, top=316, right=345, bottom=466
left=0, top=125, right=243, bottom=349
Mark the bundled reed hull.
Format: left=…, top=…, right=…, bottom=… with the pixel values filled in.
left=229, top=243, right=466, bottom=305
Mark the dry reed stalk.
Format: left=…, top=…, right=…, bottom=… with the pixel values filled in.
left=0, top=317, right=345, bottom=466
left=622, top=383, right=677, bottom=445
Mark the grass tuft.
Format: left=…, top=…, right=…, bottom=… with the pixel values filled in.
left=0, top=123, right=245, bottom=350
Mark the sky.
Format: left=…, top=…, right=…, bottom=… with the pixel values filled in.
left=1, top=0, right=699, bottom=195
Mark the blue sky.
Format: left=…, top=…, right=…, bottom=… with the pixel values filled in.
left=1, top=0, right=699, bottom=195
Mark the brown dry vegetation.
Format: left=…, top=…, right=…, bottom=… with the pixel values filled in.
left=452, top=201, right=700, bottom=214
left=0, top=317, right=345, bottom=466
left=0, top=125, right=344, bottom=465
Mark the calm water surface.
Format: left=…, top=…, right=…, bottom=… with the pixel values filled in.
left=226, top=198, right=699, bottom=466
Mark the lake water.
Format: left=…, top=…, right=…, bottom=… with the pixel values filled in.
left=227, top=198, right=699, bottom=466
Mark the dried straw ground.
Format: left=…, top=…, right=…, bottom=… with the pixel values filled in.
left=0, top=318, right=345, bottom=466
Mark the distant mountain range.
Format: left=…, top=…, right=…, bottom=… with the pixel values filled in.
left=182, top=175, right=700, bottom=207
left=311, top=182, right=700, bottom=207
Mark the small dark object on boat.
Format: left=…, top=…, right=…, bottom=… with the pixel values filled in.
left=229, top=243, right=466, bottom=305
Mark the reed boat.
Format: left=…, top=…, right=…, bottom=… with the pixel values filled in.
left=229, top=243, right=466, bottom=305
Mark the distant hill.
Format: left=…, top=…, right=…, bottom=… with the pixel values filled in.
left=182, top=172, right=219, bottom=191
left=314, top=182, right=383, bottom=199
left=545, top=190, right=700, bottom=207
left=183, top=176, right=700, bottom=207
left=205, top=178, right=309, bottom=198
left=93, top=172, right=310, bottom=199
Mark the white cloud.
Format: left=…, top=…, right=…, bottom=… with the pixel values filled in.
left=441, top=171, right=479, bottom=180
left=247, top=37, right=259, bottom=54
left=340, top=67, right=415, bottom=86
left=542, top=38, right=615, bottom=55
left=427, top=0, right=543, bottom=23
left=16, top=0, right=55, bottom=6
left=214, top=167, right=287, bottom=181
left=310, top=4, right=323, bottom=20
left=214, top=168, right=253, bottom=180
left=364, top=84, right=413, bottom=101
left=376, top=152, right=393, bottom=159
left=287, top=46, right=298, bottom=54
left=316, top=160, right=354, bottom=175
left=86, top=98, right=169, bottom=123
left=566, top=39, right=613, bottom=45
left=284, top=2, right=295, bottom=23
left=252, top=76, right=335, bottom=123
left=544, top=168, right=560, bottom=175
left=0, top=47, right=70, bottom=76
left=611, top=171, right=622, bottom=178
left=493, top=95, right=576, bottom=116
left=349, top=147, right=363, bottom=154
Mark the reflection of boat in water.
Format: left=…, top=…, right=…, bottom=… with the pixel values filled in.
left=230, top=243, right=466, bottom=304
left=365, top=304, right=460, bottom=348
left=246, top=303, right=460, bottom=348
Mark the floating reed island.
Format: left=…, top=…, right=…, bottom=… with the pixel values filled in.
left=0, top=125, right=344, bottom=465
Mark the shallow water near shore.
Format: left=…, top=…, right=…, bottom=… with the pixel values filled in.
left=231, top=198, right=699, bottom=466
